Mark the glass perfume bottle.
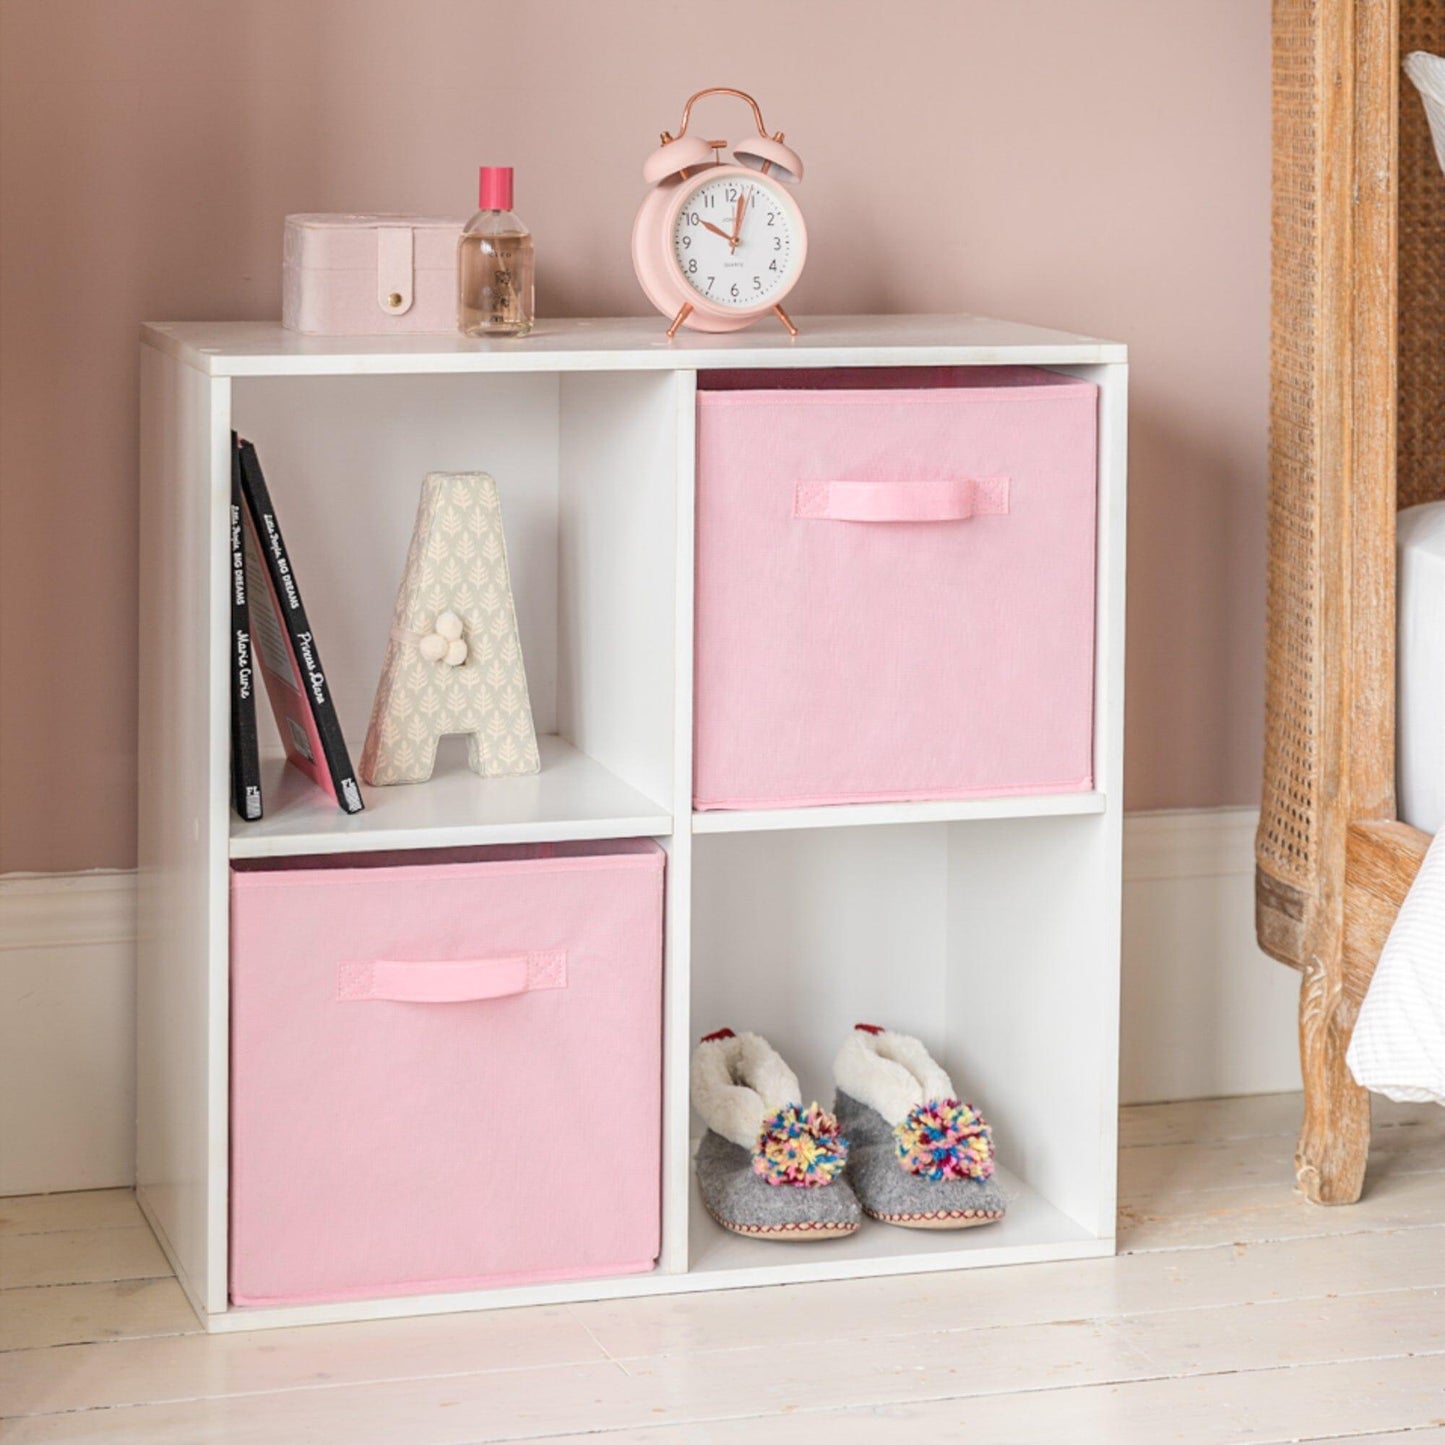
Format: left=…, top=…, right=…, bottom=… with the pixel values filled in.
left=458, top=166, right=534, bottom=337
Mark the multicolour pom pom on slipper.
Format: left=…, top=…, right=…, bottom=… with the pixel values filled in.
left=692, top=1031, right=862, bottom=1238
left=832, top=1027, right=1005, bottom=1229
left=752, top=1103, right=849, bottom=1187
left=893, top=1098, right=994, bottom=1182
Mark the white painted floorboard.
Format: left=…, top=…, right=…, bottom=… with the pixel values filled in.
left=2, top=1093, right=1444, bottom=1443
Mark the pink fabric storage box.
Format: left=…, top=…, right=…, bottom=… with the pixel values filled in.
left=693, top=368, right=1099, bottom=810
left=282, top=213, right=464, bottom=335
left=229, top=839, right=664, bottom=1307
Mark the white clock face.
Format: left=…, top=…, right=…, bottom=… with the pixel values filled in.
left=671, top=173, right=798, bottom=308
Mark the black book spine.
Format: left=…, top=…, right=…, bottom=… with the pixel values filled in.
left=229, top=435, right=263, bottom=821
left=236, top=438, right=365, bottom=815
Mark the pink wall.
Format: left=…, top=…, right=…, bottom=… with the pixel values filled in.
left=0, top=0, right=1268, bottom=872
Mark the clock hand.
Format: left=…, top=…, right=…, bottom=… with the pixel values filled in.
left=700, top=220, right=734, bottom=242
left=728, top=192, right=747, bottom=252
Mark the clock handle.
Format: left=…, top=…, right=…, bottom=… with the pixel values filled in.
left=792, top=478, right=1011, bottom=524
left=676, top=87, right=770, bottom=140
left=658, top=88, right=803, bottom=183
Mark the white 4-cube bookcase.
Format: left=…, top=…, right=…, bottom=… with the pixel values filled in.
left=138, top=315, right=1127, bottom=1330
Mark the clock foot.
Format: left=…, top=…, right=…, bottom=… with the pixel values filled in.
left=773, top=304, right=799, bottom=337
left=666, top=303, right=694, bottom=339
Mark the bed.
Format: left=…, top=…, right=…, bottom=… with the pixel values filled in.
left=1256, top=0, right=1443, bottom=1204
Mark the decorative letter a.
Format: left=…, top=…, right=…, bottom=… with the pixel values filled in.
left=360, top=472, right=540, bottom=785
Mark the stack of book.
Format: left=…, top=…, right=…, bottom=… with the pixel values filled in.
left=230, top=434, right=363, bottom=820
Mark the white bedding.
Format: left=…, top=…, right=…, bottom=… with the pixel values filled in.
left=1406, top=52, right=1445, bottom=176
left=1347, top=831, right=1445, bottom=1104
left=1397, top=502, right=1445, bottom=836
left=1346, top=503, right=1445, bottom=1104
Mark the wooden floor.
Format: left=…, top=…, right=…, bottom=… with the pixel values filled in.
left=3, top=1093, right=1445, bottom=1443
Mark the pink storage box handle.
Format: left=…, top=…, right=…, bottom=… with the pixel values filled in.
left=793, top=477, right=1010, bottom=523
left=337, top=950, right=567, bottom=1003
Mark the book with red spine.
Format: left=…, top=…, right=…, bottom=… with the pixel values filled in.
left=236, top=436, right=364, bottom=814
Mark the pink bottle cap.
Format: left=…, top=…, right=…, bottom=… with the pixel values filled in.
left=478, top=166, right=514, bottom=211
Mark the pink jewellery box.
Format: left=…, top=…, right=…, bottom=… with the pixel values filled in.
left=693, top=367, right=1099, bottom=810
left=229, top=839, right=665, bottom=1307
left=282, top=213, right=464, bottom=334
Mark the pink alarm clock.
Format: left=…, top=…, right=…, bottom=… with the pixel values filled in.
left=632, top=87, right=806, bottom=338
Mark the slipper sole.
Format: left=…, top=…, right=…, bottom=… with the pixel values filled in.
left=862, top=1207, right=1004, bottom=1230
left=703, top=1199, right=859, bottom=1241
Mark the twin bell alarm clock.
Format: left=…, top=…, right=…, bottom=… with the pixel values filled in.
left=632, top=87, right=806, bottom=337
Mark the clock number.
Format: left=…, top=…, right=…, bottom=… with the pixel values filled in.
left=767, top=212, right=776, bottom=226
left=753, top=276, right=762, bottom=291
left=681, top=234, right=691, bottom=249
left=686, top=258, right=697, bottom=274
left=706, top=276, right=715, bottom=293
left=724, top=184, right=738, bottom=201
left=703, top=192, right=717, bottom=209
left=768, top=259, right=779, bottom=271
left=773, top=236, right=782, bottom=251
left=730, top=282, right=739, bottom=299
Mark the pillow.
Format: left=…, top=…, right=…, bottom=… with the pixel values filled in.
left=1405, top=51, right=1445, bottom=178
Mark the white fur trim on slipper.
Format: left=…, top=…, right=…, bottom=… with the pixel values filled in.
left=691, top=1032, right=803, bottom=1149
left=833, top=1028, right=955, bottom=1126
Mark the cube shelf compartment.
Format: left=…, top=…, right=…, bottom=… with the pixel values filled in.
left=138, top=315, right=1127, bottom=1331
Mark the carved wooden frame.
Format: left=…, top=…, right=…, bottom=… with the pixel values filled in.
left=1258, top=0, right=1439, bottom=1204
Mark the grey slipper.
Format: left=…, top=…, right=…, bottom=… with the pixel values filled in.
left=692, top=1029, right=861, bottom=1241
left=833, top=1025, right=1006, bottom=1230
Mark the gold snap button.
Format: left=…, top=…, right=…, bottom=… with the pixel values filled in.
left=387, top=292, right=403, bottom=308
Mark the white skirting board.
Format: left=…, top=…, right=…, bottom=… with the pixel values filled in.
left=0, top=808, right=1299, bottom=1197
left=1120, top=808, right=1300, bottom=1104
left=0, top=871, right=137, bottom=1196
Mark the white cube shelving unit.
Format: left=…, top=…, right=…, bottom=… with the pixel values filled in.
left=138, top=315, right=1127, bottom=1331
